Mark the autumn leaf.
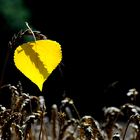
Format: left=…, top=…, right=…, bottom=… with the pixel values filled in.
left=14, top=39, right=62, bottom=91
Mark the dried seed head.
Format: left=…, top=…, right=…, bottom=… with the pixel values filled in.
left=112, top=133, right=120, bottom=140
left=127, top=88, right=138, bottom=97
left=80, top=116, right=94, bottom=127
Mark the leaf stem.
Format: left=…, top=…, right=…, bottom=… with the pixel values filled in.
left=25, top=22, right=36, bottom=42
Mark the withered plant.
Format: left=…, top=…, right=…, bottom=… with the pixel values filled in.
left=1, top=28, right=140, bottom=140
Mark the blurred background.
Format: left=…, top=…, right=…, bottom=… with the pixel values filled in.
left=0, top=1, right=140, bottom=120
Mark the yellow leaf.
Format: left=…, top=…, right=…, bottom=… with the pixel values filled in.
left=14, top=40, right=62, bottom=91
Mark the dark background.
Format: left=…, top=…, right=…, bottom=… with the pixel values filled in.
left=0, top=1, right=140, bottom=119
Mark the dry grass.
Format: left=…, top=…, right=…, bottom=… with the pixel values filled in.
left=0, top=83, right=140, bottom=140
